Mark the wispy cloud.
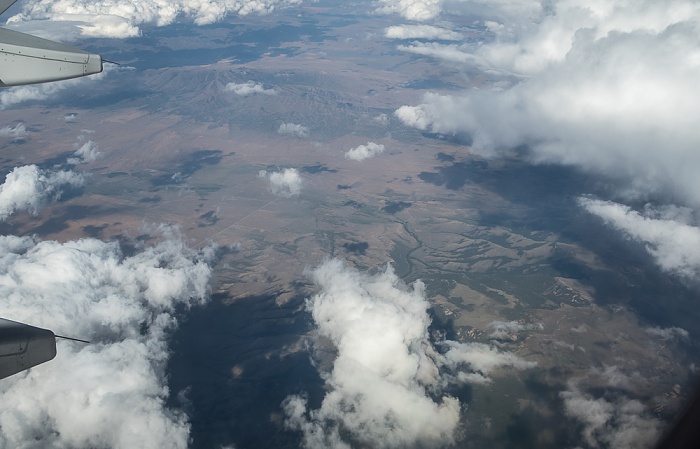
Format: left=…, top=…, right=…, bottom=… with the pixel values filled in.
left=0, top=123, right=27, bottom=140
left=385, top=24, right=463, bottom=40
left=561, top=380, right=662, bottom=449
left=488, top=320, right=542, bottom=342
left=579, top=198, right=700, bottom=279
left=645, top=326, right=689, bottom=341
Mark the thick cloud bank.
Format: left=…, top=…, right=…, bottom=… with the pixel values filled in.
left=580, top=198, right=700, bottom=280
left=344, top=142, right=385, bottom=162
left=7, top=0, right=306, bottom=38
left=258, top=168, right=302, bottom=198
left=283, top=259, right=534, bottom=448
left=0, top=165, right=84, bottom=220
left=394, top=0, right=700, bottom=207
left=0, top=228, right=212, bottom=448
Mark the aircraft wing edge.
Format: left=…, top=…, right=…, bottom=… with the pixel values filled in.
left=0, top=318, right=57, bottom=380
left=0, top=27, right=103, bottom=87
left=0, top=0, right=18, bottom=17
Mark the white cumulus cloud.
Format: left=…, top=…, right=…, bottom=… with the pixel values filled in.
left=277, top=122, right=309, bottom=138
left=258, top=168, right=302, bottom=198
left=7, top=0, right=307, bottom=38
left=224, top=81, right=277, bottom=96
left=0, top=63, right=119, bottom=110
left=375, top=0, right=444, bottom=21
left=0, top=165, right=84, bottom=220
left=376, top=0, right=543, bottom=24
left=0, top=227, right=212, bottom=449
left=344, top=142, right=385, bottom=162
left=0, top=82, right=73, bottom=110
left=67, top=139, right=102, bottom=165
left=283, top=259, right=535, bottom=448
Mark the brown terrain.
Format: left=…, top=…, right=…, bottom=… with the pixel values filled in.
left=0, top=7, right=696, bottom=446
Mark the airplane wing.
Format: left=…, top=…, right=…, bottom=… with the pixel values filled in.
left=0, top=0, right=103, bottom=87
left=0, top=26, right=103, bottom=87
left=0, top=318, right=57, bottom=379
left=0, top=0, right=18, bottom=16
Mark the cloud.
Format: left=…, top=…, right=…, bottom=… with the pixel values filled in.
left=579, top=198, right=700, bottom=279
left=0, top=123, right=27, bottom=138
left=393, top=1, right=700, bottom=208
left=488, top=320, right=542, bottom=341
left=384, top=24, right=463, bottom=40
left=0, top=82, right=71, bottom=110
left=0, top=123, right=27, bottom=143
left=645, top=326, right=689, bottom=341
left=224, top=81, right=277, bottom=96
left=0, top=226, right=213, bottom=449
left=561, top=383, right=663, bottom=449
left=373, top=113, right=389, bottom=125
left=258, top=168, right=302, bottom=198
left=344, top=142, right=385, bottom=162
left=375, top=0, right=443, bottom=21
left=282, top=260, right=459, bottom=448
left=0, top=63, right=119, bottom=110
left=376, top=0, right=543, bottom=24
left=0, top=165, right=84, bottom=220
left=7, top=0, right=306, bottom=38
left=67, top=140, right=102, bottom=165
left=277, top=122, right=309, bottom=138
left=439, top=340, right=537, bottom=385
left=396, top=41, right=478, bottom=64
left=283, top=259, right=535, bottom=448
